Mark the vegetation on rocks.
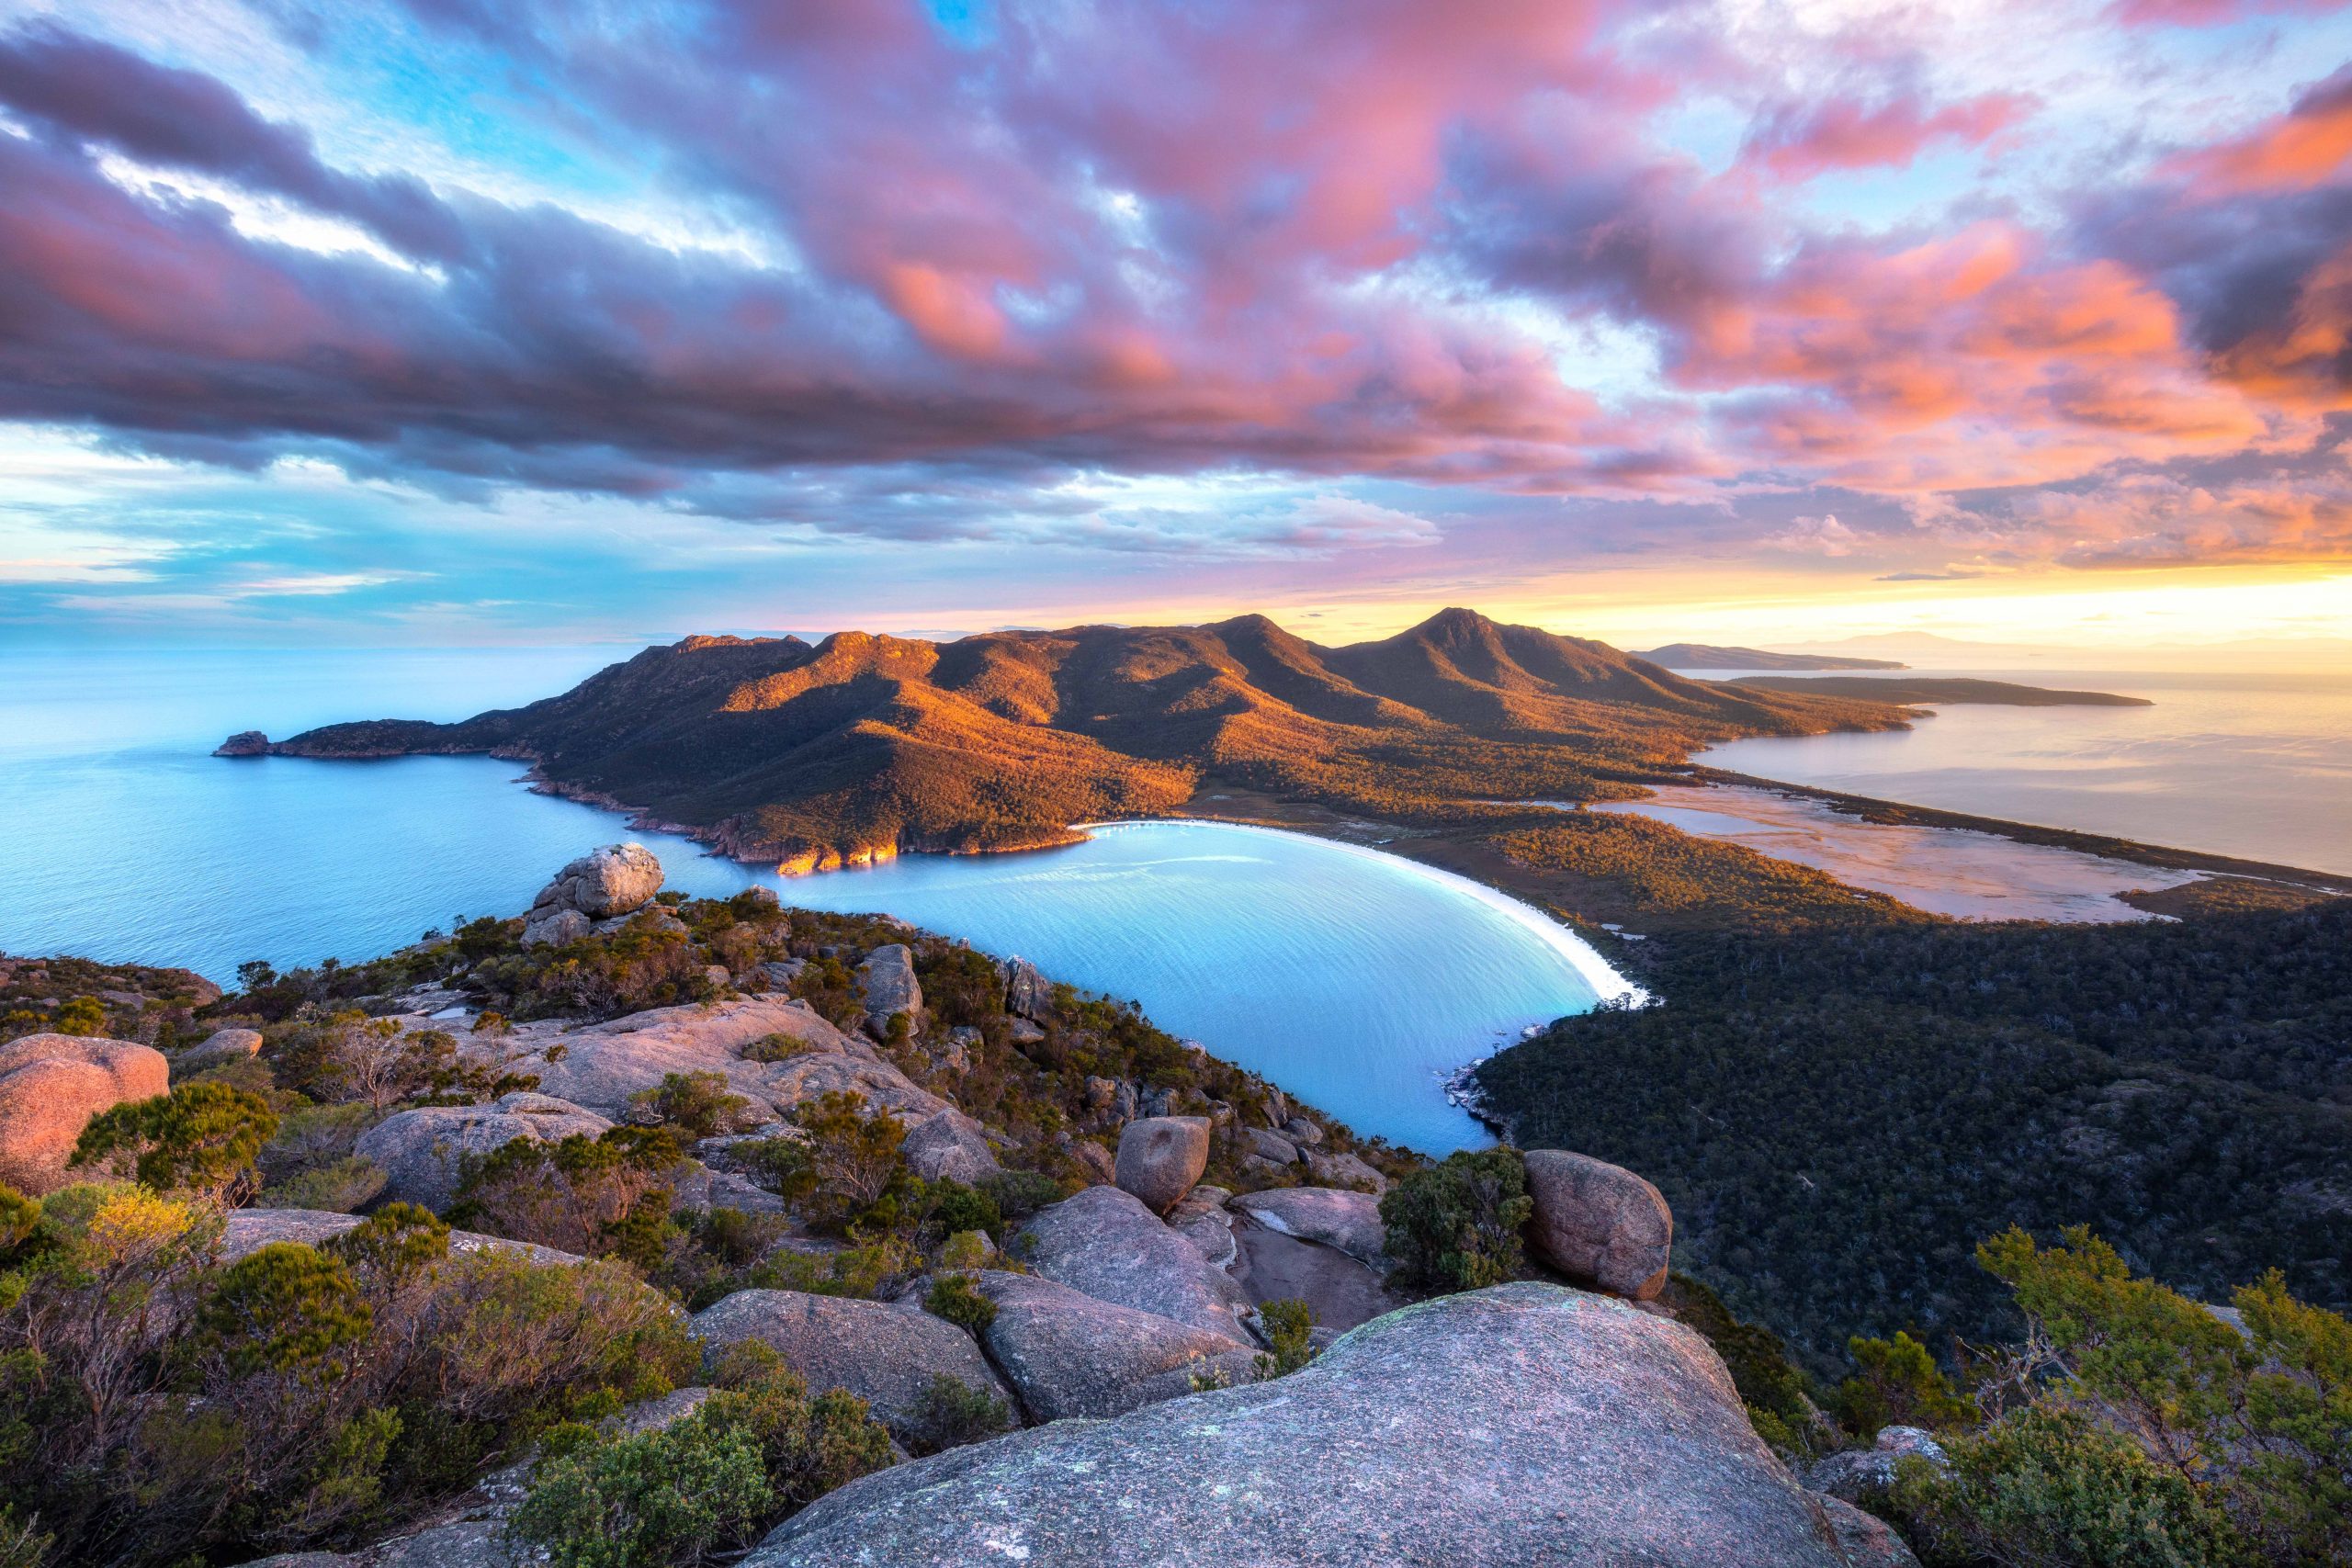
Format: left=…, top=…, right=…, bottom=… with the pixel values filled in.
left=509, top=1343, right=892, bottom=1568
left=0, top=1190, right=693, bottom=1567
left=1378, top=1146, right=1532, bottom=1291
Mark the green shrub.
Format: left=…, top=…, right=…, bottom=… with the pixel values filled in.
left=739, top=1032, right=812, bottom=1063
left=197, top=1242, right=372, bottom=1376
left=902, top=1374, right=1012, bottom=1457
left=924, top=1272, right=996, bottom=1333
left=454, top=1128, right=683, bottom=1266
left=1253, top=1298, right=1316, bottom=1380
left=1893, top=1405, right=2247, bottom=1568
left=1967, top=1226, right=2352, bottom=1564
left=266, top=1156, right=389, bottom=1213
left=509, top=1408, right=772, bottom=1568
left=1378, top=1146, right=1531, bottom=1292
left=750, top=1094, right=909, bottom=1233
left=71, top=1083, right=279, bottom=1200
left=0, top=1506, right=51, bottom=1568
left=0, top=1185, right=40, bottom=1255
left=509, top=1342, right=891, bottom=1568
left=743, top=1236, right=918, bottom=1300
left=927, top=1179, right=1001, bottom=1240
left=0, top=1180, right=692, bottom=1567
left=976, top=1169, right=1062, bottom=1229
left=628, top=1071, right=753, bottom=1138
left=51, top=997, right=106, bottom=1037
left=936, top=1230, right=991, bottom=1273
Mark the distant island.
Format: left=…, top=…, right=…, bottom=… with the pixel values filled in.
left=1636, top=642, right=1907, bottom=671
left=1727, top=675, right=2153, bottom=707
left=222, top=609, right=1910, bottom=873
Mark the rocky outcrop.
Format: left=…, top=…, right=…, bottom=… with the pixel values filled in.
left=693, top=1289, right=1012, bottom=1444
left=899, top=1110, right=998, bottom=1184
left=1228, top=1187, right=1389, bottom=1271
left=352, top=1092, right=613, bottom=1212
left=1241, top=1126, right=1299, bottom=1165
left=752, top=1283, right=1866, bottom=1567
left=1805, top=1426, right=1951, bottom=1503
left=522, top=843, right=664, bottom=945
left=0, top=1033, right=171, bottom=1195
left=214, top=730, right=271, bottom=757
left=1015, top=1185, right=1253, bottom=1342
left=527, top=995, right=955, bottom=1125
left=972, top=1270, right=1260, bottom=1422
left=1113, top=1116, right=1209, bottom=1214
left=1819, top=1496, right=1925, bottom=1567
left=1000, top=956, right=1049, bottom=1020
left=1303, top=1147, right=1387, bottom=1193
left=1523, top=1148, right=1674, bottom=1300
left=176, top=1027, right=264, bottom=1076
left=221, top=1208, right=585, bottom=1267
left=854, top=944, right=922, bottom=1037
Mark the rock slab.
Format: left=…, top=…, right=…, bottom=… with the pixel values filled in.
left=0, top=1033, right=170, bottom=1195
left=1229, top=1186, right=1391, bottom=1270
left=1016, top=1184, right=1252, bottom=1342
left=693, top=1288, right=1012, bottom=1445
left=1523, top=1148, right=1674, bottom=1300
left=752, top=1282, right=1858, bottom=1568
left=353, top=1092, right=613, bottom=1212
left=854, top=943, right=922, bottom=1037
left=1114, top=1115, right=1209, bottom=1213
left=973, top=1269, right=1259, bottom=1423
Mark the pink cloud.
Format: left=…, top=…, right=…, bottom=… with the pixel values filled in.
left=1743, top=91, right=2032, bottom=178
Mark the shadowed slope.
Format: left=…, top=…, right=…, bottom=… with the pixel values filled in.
left=264, top=610, right=1904, bottom=867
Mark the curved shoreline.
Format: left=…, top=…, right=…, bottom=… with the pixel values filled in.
left=1069, top=818, right=1651, bottom=1010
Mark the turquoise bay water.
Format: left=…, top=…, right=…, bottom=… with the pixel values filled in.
left=1, top=648, right=1627, bottom=1153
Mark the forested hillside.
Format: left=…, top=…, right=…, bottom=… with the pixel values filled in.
left=1476, top=900, right=2352, bottom=1363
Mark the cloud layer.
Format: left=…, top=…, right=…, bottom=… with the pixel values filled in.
left=1, top=0, right=2349, bottom=634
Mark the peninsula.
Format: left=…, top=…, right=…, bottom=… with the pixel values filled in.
left=225, top=609, right=1908, bottom=873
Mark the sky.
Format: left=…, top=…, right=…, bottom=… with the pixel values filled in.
left=3, top=0, right=2352, bottom=655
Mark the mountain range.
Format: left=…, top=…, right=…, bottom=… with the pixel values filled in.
left=248, top=609, right=1905, bottom=871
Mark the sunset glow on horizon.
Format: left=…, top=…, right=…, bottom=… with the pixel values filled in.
left=3, top=0, right=2352, bottom=650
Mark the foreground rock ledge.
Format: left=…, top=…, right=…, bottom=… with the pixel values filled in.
left=751, top=1282, right=1872, bottom=1568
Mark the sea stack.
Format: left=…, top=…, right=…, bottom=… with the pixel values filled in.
left=214, top=730, right=271, bottom=757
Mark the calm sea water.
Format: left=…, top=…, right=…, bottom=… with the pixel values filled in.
left=1, top=647, right=1627, bottom=1153
left=1699, top=669, right=2352, bottom=877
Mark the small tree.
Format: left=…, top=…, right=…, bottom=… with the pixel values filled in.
left=750, top=1093, right=908, bottom=1232
left=72, top=1083, right=279, bottom=1201
left=1834, top=1330, right=1973, bottom=1441
left=453, top=1129, right=682, bottom=1268
left=1378, top=1146, right=1531, bottom=1292
left=628, top=1071, right=754, bottom=1138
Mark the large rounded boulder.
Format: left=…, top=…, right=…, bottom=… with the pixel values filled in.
left=751, top=1283, right=1866, bottom=1567
left=1522, top=1148, right=1674, bottom=1301
left=0, top=1033, right=170, bottom=1195
left=522, top=844, right=664, bottom=945
left=1114, top=1115, right=1209, bottom=1214
left=352, top=1092, right=613, bottom=1211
